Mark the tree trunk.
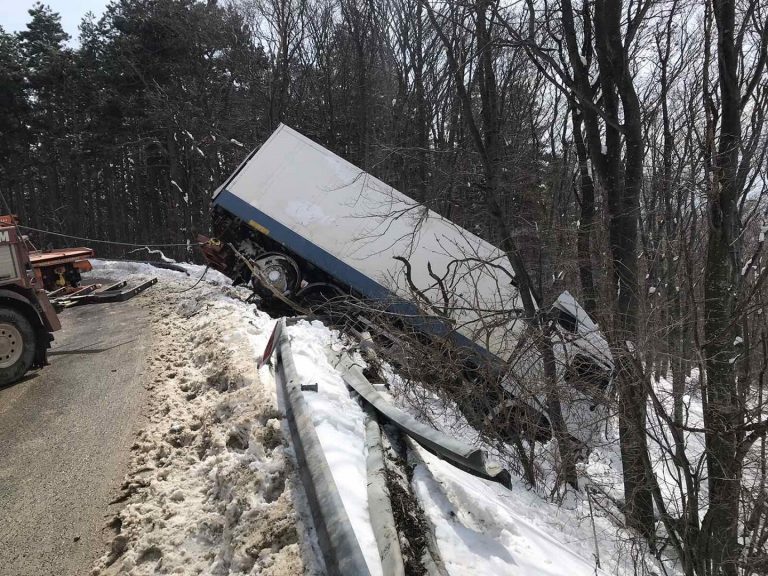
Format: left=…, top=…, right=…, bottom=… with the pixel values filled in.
left=571, top=107, right=597, bottom=316
left=560, top=0, right=655, bottom=539
left=699, top=2, right=743, bottom=573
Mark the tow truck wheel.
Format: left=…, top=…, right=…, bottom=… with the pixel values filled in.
left=0, top=307, right=37, bottom=386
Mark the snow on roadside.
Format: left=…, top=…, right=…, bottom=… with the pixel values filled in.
left=84, top=259, right=666, bottom=576
left=272, top=319, right=647, bottom=576
left=385, top=378, right=652, bottom=576
left=87, top=261, right=304, bottom=576
left=89, top=258, right=232, bottom=286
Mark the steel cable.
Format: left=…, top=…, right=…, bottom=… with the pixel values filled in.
left=18, top=225, right=200, bottom=248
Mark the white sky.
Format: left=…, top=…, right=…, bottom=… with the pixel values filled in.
left=0, top=1, right=109, bottom=41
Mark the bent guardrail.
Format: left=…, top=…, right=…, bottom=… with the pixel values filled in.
left=340, top=362, right=511, bottom=488
left=268, top=317, right=512, bottom=576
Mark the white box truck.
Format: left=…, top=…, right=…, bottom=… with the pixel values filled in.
left=201, top=124, right=613, bottom=443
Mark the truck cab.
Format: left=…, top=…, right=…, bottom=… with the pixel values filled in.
left=0, top=216, right=61, bottom=386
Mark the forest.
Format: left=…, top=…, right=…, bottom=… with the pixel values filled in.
left=1, top=0, right=768, bottom=574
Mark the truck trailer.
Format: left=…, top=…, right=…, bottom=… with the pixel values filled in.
left=201, top=124, right=613, bottom=443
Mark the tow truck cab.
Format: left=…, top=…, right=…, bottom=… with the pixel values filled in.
left=0, top=216, right=61, bottom=385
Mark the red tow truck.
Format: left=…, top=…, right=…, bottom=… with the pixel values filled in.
left=0, top=215, right=61, bottom=385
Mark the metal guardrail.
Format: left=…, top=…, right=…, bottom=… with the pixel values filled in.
left=341, top=362, right=511, bottom=488
left=269, top=317, right=512, bottom=576
left=365, top=412, right=406, bottom=576
left=273, top=321, right=371, bottom=576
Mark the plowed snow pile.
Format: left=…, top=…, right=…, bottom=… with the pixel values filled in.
left=88, top=261, right=304, bottom=576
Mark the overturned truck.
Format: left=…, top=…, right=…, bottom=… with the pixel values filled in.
left=200, top=124, right=613, bottom=445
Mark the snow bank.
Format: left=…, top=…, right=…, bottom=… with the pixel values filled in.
left=88, top=261, right=304, bottom=576
left=89, top=257, right=232, bottom=286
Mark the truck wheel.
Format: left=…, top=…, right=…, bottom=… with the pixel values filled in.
left=253, top=253, right=302, bottom=296
left=0, top=307, right=37, bottom=386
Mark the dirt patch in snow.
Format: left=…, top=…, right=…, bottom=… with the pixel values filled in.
left=385, top=465, right=428, bottom=575
left=91, top=277, right=303, bottom=576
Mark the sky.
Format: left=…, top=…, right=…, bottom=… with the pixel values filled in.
left=0, top=0, right=109, bottom=41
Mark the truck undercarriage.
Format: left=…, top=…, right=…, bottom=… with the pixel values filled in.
left=200, top=206, right=352, bottom=312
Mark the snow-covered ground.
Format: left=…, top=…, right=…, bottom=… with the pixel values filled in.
left=85, top=259, right=665, bottom=576
left=283, top=320, right=664, bottom=576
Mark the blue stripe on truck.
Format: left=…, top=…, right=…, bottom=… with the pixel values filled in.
left=216, top=189, right=394, bottom=298
left=215, top=188, right=497, bottom=361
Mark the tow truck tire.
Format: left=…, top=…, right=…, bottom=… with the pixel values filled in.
left=0, top=307, right=37, bottom=387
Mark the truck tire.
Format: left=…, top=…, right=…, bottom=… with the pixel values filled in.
left=252, top=252, right=302, bottom=296
left=0, top=307, right=37, bottom=386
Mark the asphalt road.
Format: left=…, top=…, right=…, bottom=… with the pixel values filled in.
left=0, top=298, right=152, bottom=576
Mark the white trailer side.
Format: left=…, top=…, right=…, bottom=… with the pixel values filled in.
left=210, top=124, right=615, bottom=445
left=213, top=124, right=528, bottom=361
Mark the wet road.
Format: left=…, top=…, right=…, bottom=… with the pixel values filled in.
left=0, top=298, right=152, bottom=576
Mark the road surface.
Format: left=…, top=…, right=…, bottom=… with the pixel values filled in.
left=0, top=298, right=152, bottom=576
